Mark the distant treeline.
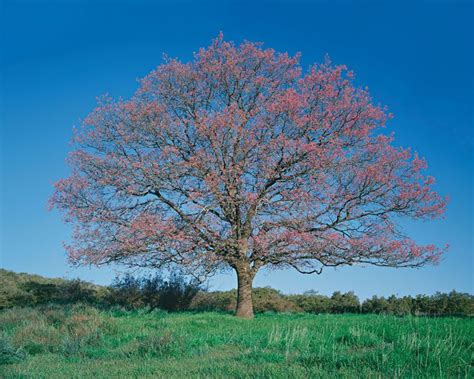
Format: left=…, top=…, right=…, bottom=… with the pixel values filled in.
left=1, top=269, right=472, bottom=317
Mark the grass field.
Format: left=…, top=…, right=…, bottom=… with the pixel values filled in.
left=1, top=305, right=472, bottom=378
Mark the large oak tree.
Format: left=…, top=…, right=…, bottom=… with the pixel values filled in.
left=51, top=35, right=447, bottom=318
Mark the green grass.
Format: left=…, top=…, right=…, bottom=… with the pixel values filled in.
left=1, top=305, right=472, bottom=378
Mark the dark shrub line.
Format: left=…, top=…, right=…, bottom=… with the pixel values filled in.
left=108, top=273, right=201, bottom=311
left=1, top=270, right=473, bottom=316
left=191, top=287, right=474, bottom=317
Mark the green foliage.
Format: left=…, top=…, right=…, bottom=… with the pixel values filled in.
left=189, top=290, right=237, bottom=312
left=107, top=273, right=201, bottom=311
left=12, top=320, right=62, bottom=354
left=330, top=291, right=360, bottom=313
left=0, top=269, right=109, bottom=309
left=0, top=337, right=26, bottom=365
left=252, top=287, right=301, bottom=313
left=0, top=307, right=472, bottom=377
left=121, top=330, right=177, bottom=358
left=189, top=287, right=301, bottom=314
left=1, top=269, right=473, bottom=317
left=288, top=291, right=332, bottom=313
left=361, top=291, right=474, bottom=316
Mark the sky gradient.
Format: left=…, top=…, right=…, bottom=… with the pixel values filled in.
left=1, top=0, right=472, bottom=299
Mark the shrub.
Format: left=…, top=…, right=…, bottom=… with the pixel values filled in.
left=253, top=287, right=301, bottom=313
left=107, top=273, right=201, bottom=311
left=288, top=291, right=332, bottom=314
left=0, top=269, right=109, bottom=309
left=107, top=274, right=144, bottom=309
left=59, top=309, right=114, bottom=357
left=61, top=314, right=103, bottom=344
left=2, top=269, right=473, bottom=317
left=136, top=331, right=175, bottom=356
left=360, top=291, right=474, bottom=316
left=0, top=307, right=44, bottom=330
left=189, top=290, right=236, bottom=312
left=157, top=273, right=201, bottom=311
left=59, top=305, right=114, bottom=354
left=121, top=330, right=176, bottom=358
left=190, top=287, right=301, bottom=313
left=41, top=305, right=68, bottom=327
left=330, top=291, right=360, bottom=313
left=12, top=321, right=62, bottom=354
left=0, top=337, right=27, bottom=365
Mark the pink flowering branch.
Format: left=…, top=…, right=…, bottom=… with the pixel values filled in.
left=50, top=34, right=447, bottom=318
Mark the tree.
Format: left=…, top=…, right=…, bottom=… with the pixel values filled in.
left=50, top=34, right=447, bottom=318
left=330, top=291, right=360, bottom=314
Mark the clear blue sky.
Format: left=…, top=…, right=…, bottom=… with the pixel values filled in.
left=1, top=0, right=472, bottom=298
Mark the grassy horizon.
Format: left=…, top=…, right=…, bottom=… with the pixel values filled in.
left=1, top=305, right=472, bottom=378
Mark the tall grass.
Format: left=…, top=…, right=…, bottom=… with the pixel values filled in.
left=1, top=306, right=472, bottom=378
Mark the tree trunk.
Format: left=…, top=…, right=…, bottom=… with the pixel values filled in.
left=235, top=266, right=254, bottom=319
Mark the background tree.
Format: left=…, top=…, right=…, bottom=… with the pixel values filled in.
left=50, top=35, right=447, bottom=318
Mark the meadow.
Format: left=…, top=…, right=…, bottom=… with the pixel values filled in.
left=1, top=304, right=472, bottom=378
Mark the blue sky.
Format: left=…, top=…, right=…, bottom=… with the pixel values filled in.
left=1, top=0, right=472, bottom=298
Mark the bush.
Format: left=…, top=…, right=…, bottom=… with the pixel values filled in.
left=136, top=330, right=175, bottom=356
left=107, top=273, right=201, bottom=311
left=107, top=274, right=144, bottom=309
left=0, top=337, right=26, bottom=365
left=190, top=287, right=301, bottom=313
left=0, top=307, right=44, bottom=330
left=253, top=287, right=301, bottom=313
left=156, top=273, right=201, bottom=311
left=0, top=304, right=117, bottom=358
left=121, top=330, right=177, bottom=358
left=61, top=314, right=103, bottom=344
left=12, top=321, right=62, bottom=355
left=361, top=291, right=474, bottom=317
left=2, top=269, right=473, bottom=317
left=330, top=291, right=360, bottom=313
left=0, top=269, right=108, bottom=309
left=189, top=290, right=236, bottom=312
left=288, top=291, right=332, bottom=314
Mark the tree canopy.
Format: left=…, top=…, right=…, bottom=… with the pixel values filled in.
left=51, top=35, right=447, bottom=318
